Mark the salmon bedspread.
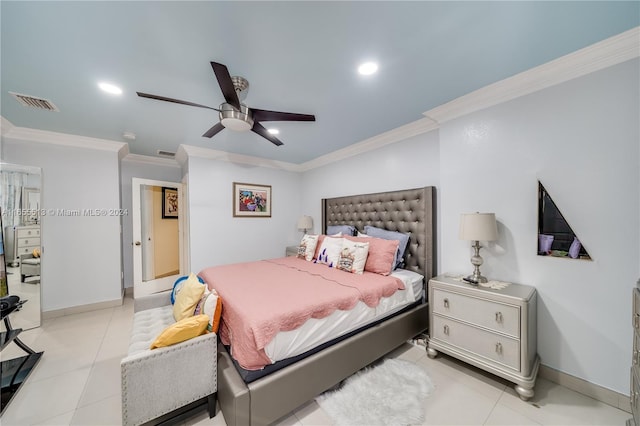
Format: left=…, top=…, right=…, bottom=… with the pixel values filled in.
left=198, top=256, right=405, bottom=370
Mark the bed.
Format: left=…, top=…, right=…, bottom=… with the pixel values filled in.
left=205, top=186, right=435, bottom=426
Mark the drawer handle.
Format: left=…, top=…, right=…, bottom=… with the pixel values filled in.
left=635, top=350, right=639, bottom=365
left=24, top=240, right=29, bottom=244
left=495, top=311, right=503, bottom=323
left=495, top=342, right=503, bottom=355
left=443, top=298, right=449, bottom=309
left=443, top=325, right=449, bottom=335
left=635, top=314, right=640, bottom=329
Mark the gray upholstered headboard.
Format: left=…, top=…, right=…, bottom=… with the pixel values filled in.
left=322, top=186, right=436, bottom=280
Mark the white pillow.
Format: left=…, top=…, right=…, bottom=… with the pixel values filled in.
left=315, top=237, right=344, bottom=268
left=298, top=234, right=319, bottom=261
left=337, top=239, right=370, bottom=274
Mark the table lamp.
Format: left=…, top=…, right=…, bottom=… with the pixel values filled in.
left=459, top=212, right=498, bottom=284
left=297, top=215, right=313, bottom=235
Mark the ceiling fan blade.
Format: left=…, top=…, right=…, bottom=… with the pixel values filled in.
left=210, top=62, right=241, bottom=110
left=251, top=122, right=283, bottom=146
left=202, top=122, right=225, bottom=138
left=136, top=92, right=220, bottom=111
left=251, top=108, right=316, bottom=123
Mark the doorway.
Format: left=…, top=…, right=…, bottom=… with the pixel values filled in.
left=132, top=178, right=186, bottom=298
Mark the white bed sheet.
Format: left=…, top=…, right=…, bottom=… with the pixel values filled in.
left=264, top=269, right=424, bottom=363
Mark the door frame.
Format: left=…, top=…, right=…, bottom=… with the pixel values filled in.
left=132, top=178, right=187, bottom=298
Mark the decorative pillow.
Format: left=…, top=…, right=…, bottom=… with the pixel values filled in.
left=150, top=314, right=209, bottom=349
left=345, top=235, right=399, bottom=275
left=200, top=289, right=223, bottom=333
left=313, top=235, right=325, bottom=259
left=171, top=274, right=206, bottom=304
left=314, top=237, right=344, bottom=268
left=363, top=225, right=410, bottom=269
left=173, top=273, right=206, bottom=321
left=327, top=225, right=356, bottom=236
left=337, top=239, right=369, bottom=274
left=297, top=234, right=319, bottom=261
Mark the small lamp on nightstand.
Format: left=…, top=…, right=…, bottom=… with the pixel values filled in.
left=459, top=212, right=498, bottom=285
left=297, top=215, right=313, bottom=235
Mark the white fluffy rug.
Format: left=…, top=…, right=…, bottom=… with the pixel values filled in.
left=315, top=358, right=434, bottom=425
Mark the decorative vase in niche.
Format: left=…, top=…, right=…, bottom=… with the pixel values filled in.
left=568, top=237, right=581, bottom=259
left=538, top=234, right=554, bottom=254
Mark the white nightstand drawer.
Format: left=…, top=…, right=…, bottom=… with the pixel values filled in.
left=17, top=227, right=40, bottom=238
left=18, top=237, right=40, bottom=248
left=17, top=246, right=38, bottom=255
left=432, top=316, right=520, bottom=370
left=433, top=288, right=520, bottom=337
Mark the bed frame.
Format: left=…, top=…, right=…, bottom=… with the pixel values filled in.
left=217, top=186, right=436, bottom=425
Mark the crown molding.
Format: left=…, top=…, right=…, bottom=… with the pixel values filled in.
left=424, top=26, right=640, bottom=124
left=1, top=116, right=15, bottom=137
left=1, top=116, right=128, bottom=154
left=299, top=117, right=438, bottom=171
left=122, top=153, right=181, bottom=168
left=178, top=144, right=302, bottom=172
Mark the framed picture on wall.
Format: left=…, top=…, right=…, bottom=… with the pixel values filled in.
left=233, top=182, right=271, bottom=217
left=162, top=187, right=179, bottom=219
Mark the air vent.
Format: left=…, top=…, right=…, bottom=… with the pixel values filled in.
left=10, top=91, right=59, bottom=111
left=157, top=150, right=176, bottom=158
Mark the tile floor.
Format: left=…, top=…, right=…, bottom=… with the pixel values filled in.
left=0, top=293, right=632, bottom=426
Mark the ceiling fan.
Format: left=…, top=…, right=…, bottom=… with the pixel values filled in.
left=137, top=61, right=315, bottom=146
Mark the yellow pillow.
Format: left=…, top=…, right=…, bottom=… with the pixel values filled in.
left=173, top=273, right=205, bottom=321
left=150, top=314, right=209, bottom=349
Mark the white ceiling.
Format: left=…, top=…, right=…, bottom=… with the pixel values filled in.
left=1, top=1, right=638, bottom=164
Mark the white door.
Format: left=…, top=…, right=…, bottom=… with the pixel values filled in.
left=132, top=178, right=186, bottom=298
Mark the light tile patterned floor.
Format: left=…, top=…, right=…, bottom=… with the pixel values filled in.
left=0, top=294, right=631, bottom=425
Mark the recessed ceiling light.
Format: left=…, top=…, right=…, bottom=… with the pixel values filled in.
left=98, top=82, right=122, bottom=95
left=267, top=128, right=279, bottom=135
left=358, top=62, right=378, bottom=76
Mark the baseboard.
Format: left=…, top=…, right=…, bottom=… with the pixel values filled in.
left=538, top=364, right=631, bottom=414
left=42, top=296, right=124, bottom=320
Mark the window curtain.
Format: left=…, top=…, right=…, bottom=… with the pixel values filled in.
left=0, top=171, right=27, bottom=229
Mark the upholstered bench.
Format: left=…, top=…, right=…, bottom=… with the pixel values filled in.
left=20, top=253, right=40, bottom=282
left=121, top=291, right=217, bottom=426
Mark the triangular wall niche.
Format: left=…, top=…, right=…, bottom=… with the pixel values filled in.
left=537, top=181, right=591, bottom=260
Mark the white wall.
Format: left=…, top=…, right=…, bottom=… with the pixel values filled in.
left=440, top=58, right=639, bottom=394
left=186, top=155, right=303, bottom=273
left=302, top=130, right=441, bottom=242
left=299, top=58, right=639, bottom=394
left=3, top=139, right=124, bottom=312
left=120, top=157, right=182, bottom=288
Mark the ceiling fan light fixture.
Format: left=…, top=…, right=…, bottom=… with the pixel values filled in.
left=219, top=102, right=253, bottom=132
left=267, top=128, right=279, bottom=135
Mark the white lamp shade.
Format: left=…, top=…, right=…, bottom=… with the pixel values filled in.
left=459, top=213, right=498, bottom=241
left=297, top=215, right=313, bottom=231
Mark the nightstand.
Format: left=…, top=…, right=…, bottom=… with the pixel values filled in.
left=285, top=245, right=299, bottom=257
left=427, top=275, right=540, bottom=400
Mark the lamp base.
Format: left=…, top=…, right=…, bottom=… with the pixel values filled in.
left=464, top=273, right=488, bottom=286
left=466, top=240, right=488, bottom=286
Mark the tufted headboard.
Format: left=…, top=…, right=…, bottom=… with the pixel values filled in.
left=322, top=186, right=436, bottom=281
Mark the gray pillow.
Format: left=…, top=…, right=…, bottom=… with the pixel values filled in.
left=363, top=225, right=410, bottom=269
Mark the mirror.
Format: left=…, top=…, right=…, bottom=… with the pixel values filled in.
left=537, top=181, right=591, bottom=260
left=0, top=163, right=42, bottom=329
left=1, top=208, right=7, bottom=297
